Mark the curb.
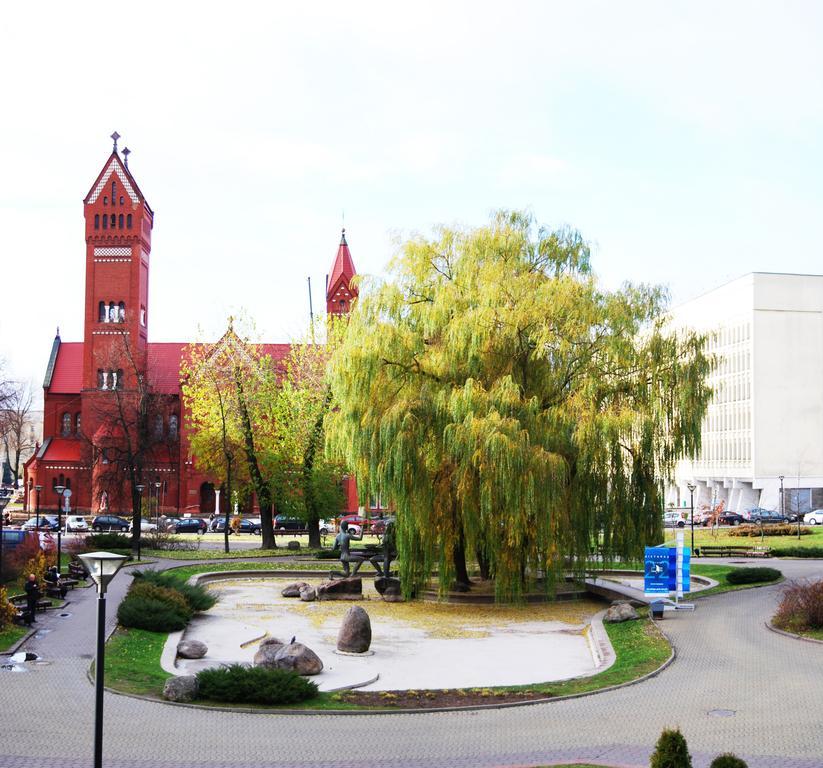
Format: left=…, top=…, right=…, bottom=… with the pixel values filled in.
left=0, top=628, right=37, bottom=656
left=764, top=620, right=823, bottom=645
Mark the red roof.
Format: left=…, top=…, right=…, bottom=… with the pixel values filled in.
left=50, top=343, right=84, bottom=393
left=42, top=439, right=83, bottom=463
left=147, top=343, right=187, bottom=393
left=327, top=230, right=357, bottom=298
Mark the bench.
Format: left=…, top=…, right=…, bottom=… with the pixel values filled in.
left=68, top=561, right=88, bottom=580
left=10, top=595, right=52, bottom=612
left=694, top=545, right=771, bottom=558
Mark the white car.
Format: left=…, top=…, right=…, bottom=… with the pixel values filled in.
left=803, top=509, right=823, bottom=526
left=65, top=515, right=89, bottom=532
left=129, top=519, right=158, bottom=533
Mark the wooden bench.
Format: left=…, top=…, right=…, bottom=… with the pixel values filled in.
left=694, top=545, right=771, bottom=558
left=10, top=595, right=52, bottom=612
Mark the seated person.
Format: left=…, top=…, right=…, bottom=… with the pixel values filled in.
left=44, top=565, right=68, bottom=598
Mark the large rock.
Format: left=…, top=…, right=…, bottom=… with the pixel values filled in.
left=287, top=540, right=301, bottom=550
left=337, top=606, right=372, bottom=653
left=260, top=635, right=286, bottom=648
left=163, top=675, right=199, bottom=703
left=603, top=601, right=639, bottom=623
left=177, top=639, right=208, bottom=659
left=299, top=585, right=316, bottom=602
left=374, top=576, right=402, bottom=596
left=273, top=642, right=323, bottom=675
left=254, top=642, right=285, bottom=669
left=316, top=577, right=363, bottom=600
left=281, top=582, right=310, bottom=597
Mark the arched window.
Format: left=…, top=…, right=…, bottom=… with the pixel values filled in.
left=140, top=306, right=146, bottom=326
left=110, top=214, right=115, bottom=228
left=98, top=369, right=105, bottom=389
left=102, top=215, right=108, bottom=230
left=111, top=181, right=116, bottom=202
left=154, top=414, right=164, bottom=439
left=65, top=478, right=71, bottom=490
left=118, top=301, right=125, bottom=321
left=169, top=414, right=179, bottom=439
left=58, top=473, right=65, bottom=487
left=94, top=214, right=100, bottom=230
left=75, top=412, right=81, bottom=435
left=98, top=301, right=106, bottom=322
left=118, top=214, right=124, bottom=229
left=119, top=196, right=124, bottom=205
left=127, top=214, right=133, bottom=229
left=106, top=370, right=114, bottom=390
left=103, top=196, right=108, bottom=205
left=108, top=302, right=115, bottom=322
left=61, top=413, right=72, bottom=437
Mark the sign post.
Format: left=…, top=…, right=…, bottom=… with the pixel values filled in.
left=644, top=533, right=693, bottom=614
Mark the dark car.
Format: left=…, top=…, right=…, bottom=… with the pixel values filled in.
left=274, top=515, right=307, bottom=533
left=169, top=517, right=207, bottom=534
left=714, top=512, right=745, bottom=526
left=208, top=518, right=262, bottom=534
left=21, top=515, right=61, bottom=531
left=745, top=508, right=788, bottom=525
left=91, top=514, right=131, bottom=532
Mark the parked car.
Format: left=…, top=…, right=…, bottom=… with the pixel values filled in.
left=744, top=508, right=788, bottom=525
left=1, top=529, right=44, bottom=552
left=786, top=510, right=806, bottom=523
left=169, top=517, right=207, bottom=534
left=91, top=514, right=131, bottom=532
left=129, top=519, right=158, bottom=533
left=319, top=519, right=334, bottom=535
left=274, top=515, right=308, bottom=533
left=21, top=515, right=60, bottom=531
left=65, top=515, right=89, bottom=532
left=803, top=509, right=823, bottom=526
left=663, top=510, right=685, bottom=528
left=714, top=512, right=745, bottom=526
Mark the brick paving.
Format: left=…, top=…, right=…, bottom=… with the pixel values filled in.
left=2, top=557, right=822, bottom=767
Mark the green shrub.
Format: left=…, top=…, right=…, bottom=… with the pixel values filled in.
left=117, top=595, right=188, bottom=632
left=131, top=569, right=216, bottom=612
left=196, top=664, right=318, bottom=705
left=729, top=524, right=810, bottom=537
left=128, top=581, right=193, bottom=621
left=725, top=567, right=781, bottom=585
left=773, top=579, right=823, bottom=632
left=773, top=546, right=823, bottom=558
left=710, top=754, right=748, bottom=768
left=86, top=533, right=132, bottom=550
left=650, top=728, right=692, bottom=768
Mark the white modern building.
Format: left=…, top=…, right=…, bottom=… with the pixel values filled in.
left=667, top=272, right=823, bottom=516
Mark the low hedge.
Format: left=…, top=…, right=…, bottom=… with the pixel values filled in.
left=725, top=567, right=781, bottom=585
left=772, top=546, right=823, bottom=558
left=131, top=569, right=216, bottom=612
left=729, top=524, right=810, bottom=538
left=196, top=664, right=318, bottom=705
left=128, top=581, right=192, bottom=621
left=117, top=595, right=189, bottom=631
left=86, top=533, right=132, bottom=550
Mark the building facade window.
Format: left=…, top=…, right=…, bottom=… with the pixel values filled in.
left=75, top=412, right=81, bottom=435
left=94, top=214, right=100, bottom=230
left=127, top=214, right=133, bottom=229
left=154, top=414, right=164, bottom=439
left=61, top=412, right=72, bottom=437
left=118, top=214, right=124, bottom=229
left=169, top=414, right=178, bottom=439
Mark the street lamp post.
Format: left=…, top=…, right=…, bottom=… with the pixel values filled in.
left=55, top=484, right=65, bottom=574
left=135, top=483, right=144, bottom=561
left=78, top=551, right=127, bottom=768
left=687, top=482, right=697, bottom=554
left=154, top=481, right=162, bottom=525
left=35, top=485, right=42, bottom=530
left=0, top=496, right=9, bottom=580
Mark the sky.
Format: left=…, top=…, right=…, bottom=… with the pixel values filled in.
left=2, top=1, right=822, bottom=397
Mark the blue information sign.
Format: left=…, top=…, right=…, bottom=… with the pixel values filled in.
left=644, top=546, right=691, bottom=594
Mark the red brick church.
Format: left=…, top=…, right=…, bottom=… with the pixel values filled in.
left=23, top=138, right=361, bottom=517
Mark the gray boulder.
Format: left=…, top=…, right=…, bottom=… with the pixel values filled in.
left=254, top=641, right=285, bottom=669
left=299, top=586, right=316, bottom=602
left=374, top=576, right=403, bottom=601
left=337, top=605, right=372, bottom=653
left=603, top=601, right=639, bottom=623
left=287, top=540, right=301, bottom=550
left=176, top=639, right=208, bottom=659
left=316, top=577, right=362, bottom=600
left=281, top=582, right=310, bottom=597
left=163, top=675, right=199, bottom=703
left=273, top=642, right=323, bottom=675
left=260, top=635, right=286, bottom=647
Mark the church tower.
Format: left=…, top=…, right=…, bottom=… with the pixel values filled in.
left=81, top=133, right=154, bottom=391
left=326, top=229, right=358, bottom=315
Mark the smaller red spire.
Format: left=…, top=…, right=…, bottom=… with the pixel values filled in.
left=326, top=228, right=358, bottom=315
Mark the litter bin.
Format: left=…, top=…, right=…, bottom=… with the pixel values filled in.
left=650, top=600, right=665, bottom=619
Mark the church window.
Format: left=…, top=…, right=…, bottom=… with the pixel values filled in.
left=119, top=196, right=124, bottom=205
left=98, top=369, right=105, bottom=389
left=98, top=301, right=106, bottom=322
left=58, top=474, right=65, bottom=487
left=140, top=306, right=146, bottom=326
left=169, top=414, right=178, bottom=439
left=102, top=215, right=108, bottom=230
left=154, top=414, right=164, bottom=439
left=127, top=214, right=133, bottom=229
left=101, top=449, right=109, bottom=465
left=94, top=214, right=100, bottom=230
left=61, top=412, right=72, bottom=437
left=116, top=369, right=123, bottom=389
left=118, top=214, right=124, bottom=229
left=108, top=302, right=116, bottom=322
left=75, top=412, right=81, bottom=435
left=103, top=196, right=108, bottom=205
left=118, top=301, right=125, bottom=321
left=111, top=181, right=116, bottom=202
left=65, top=478, right=71, bottom=490
left=110, top=214, right=115, bottom=228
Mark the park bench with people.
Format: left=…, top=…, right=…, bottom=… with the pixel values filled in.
left=693, top=544, right=771, bottom=558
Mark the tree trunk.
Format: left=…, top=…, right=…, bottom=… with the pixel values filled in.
left=235, top=371, right=276, bottom=549
left=303, top=388, right=333, bottom=549
left=476, top=546, right=491, bottom=580
left=452, top=531, right=471, bottom=591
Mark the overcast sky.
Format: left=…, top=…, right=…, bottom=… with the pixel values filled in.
left=2, top=1, right=822, bottom=394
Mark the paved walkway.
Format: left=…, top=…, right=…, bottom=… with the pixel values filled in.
left=2, top=557, right=823, bottom=768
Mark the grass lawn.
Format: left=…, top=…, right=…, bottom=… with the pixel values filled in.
left=142, top=547, right=328, bottom=561
left=104, top=561, right=671, bottom=710
left=660, top=524, right=823, bottom=554
left=0, top=624, right=30, bottom=652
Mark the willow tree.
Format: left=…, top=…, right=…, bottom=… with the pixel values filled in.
left=326, top=211, right=712, bottom=600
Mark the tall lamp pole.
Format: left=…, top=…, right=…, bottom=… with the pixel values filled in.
left=154, top=481, right=161, bottom=524
left=78, top=551, right=127, bottom=768
left=687, top=483, right=697, bottom=555
left=135, top=483, right=144, bottom=561
left=55, top=484, right=65, bottom=574
left=35, top=485, right=42, bottom=530
left=0, top=496, right=9, bottom=580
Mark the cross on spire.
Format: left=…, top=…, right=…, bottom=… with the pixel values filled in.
left=110, top=131, right=121, bottom=153
left=122, top=147, right=131, bottom=168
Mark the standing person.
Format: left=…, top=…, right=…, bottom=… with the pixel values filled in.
left=24, top=574, right=41, bottom=624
